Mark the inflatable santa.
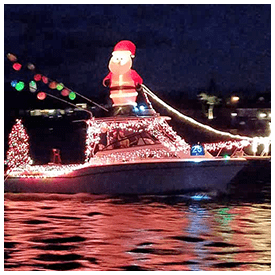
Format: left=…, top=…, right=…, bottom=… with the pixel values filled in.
left=103, top=40, right=143, bottom=114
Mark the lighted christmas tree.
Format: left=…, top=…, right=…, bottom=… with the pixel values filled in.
left=6, top=119, right=32, bottom=172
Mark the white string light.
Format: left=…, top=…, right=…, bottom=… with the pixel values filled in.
left=142, top=84, right=253, bottom=141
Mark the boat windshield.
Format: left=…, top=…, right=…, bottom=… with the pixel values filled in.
left=95, top=128, right=160, bottom=153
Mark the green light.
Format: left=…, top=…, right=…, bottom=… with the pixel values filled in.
left=15, top=81, right=25, bottom=91
left=56, top=83, right=64, bottom=91
left=29, top=81, right=37, bottom=93
left=224, top=155, right=230, bottom=159
left=69, top=92, right=76, bottom=100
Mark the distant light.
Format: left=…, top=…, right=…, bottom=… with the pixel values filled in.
left=69, top=92, right=76, bottom=100
left=34, top=74, right=42, bottom=81
left=11, top=80, right=17, bottom=87
left=231, top=112, right=237, bottom=117
left=268, top=113, right=271, bottom=118
left=259, top=113, right=267, bottom=118
left=15, top=81, right=24, bottom=91
left=134, top=107, right=139, bottom=112
left=231, top=96, right=239, bottom=103
left=224, top=155, right=230, bottom=159
left=37, top=92, right=46, bottom=100
left=139, top=105, right=145, bottom=111
left=239, top=121, right=246, bottom=125
left=12, top=63, right=22, bottom=71
left=191, top=194, right=211, bottom=201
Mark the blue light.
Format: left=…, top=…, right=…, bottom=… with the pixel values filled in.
left=134, top=107, right=139, bottom=112
left=191, top=194, right=211, bottom=201
left=11, top=80, right=17, bottom=87
left=139, top=105, right=145, bottom=112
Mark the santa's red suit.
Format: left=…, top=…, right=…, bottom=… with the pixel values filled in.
left=103, top=40, right=143, bottom=107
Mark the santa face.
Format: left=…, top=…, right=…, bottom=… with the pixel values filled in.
left=108, top=51, right=132, bottom=75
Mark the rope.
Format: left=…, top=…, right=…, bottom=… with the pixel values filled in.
left=141, top=84, right=253, bottom=141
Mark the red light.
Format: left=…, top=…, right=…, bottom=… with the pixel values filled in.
left=42, top=76, right=48, bottom=84
left=12, top=63, right=22, bottom=71
left=61, top=88, right=70, bottom=96
left=34, top=74, right=42, bottom=81
left=49, top=81, right=57, bottom=89
left=37, top=92, right=46, bottom=100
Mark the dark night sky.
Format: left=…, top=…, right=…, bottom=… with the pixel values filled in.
left=4, top=4, right=271, bottom=102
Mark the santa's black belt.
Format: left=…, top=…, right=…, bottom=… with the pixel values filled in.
left=110, top=86, right=136, bottom=91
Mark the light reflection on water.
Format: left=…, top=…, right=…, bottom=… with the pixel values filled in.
left=4, top=193, right=271, bottom=271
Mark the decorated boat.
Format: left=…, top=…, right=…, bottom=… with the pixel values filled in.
left=4, top=41, right=270, bottom=195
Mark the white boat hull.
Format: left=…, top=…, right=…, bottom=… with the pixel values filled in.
left=4, top=159, right=246, bottom=195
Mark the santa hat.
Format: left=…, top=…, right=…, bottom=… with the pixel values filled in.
left=113, top=40, right=136, bottom=57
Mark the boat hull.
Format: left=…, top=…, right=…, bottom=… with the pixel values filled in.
left=4, top=159, right=246, bottom=195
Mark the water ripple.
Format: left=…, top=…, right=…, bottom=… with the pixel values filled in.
left=4, top=191, right=271, bottom=271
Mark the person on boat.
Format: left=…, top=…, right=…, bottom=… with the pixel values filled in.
left=103, top=40, right=143, bottom=115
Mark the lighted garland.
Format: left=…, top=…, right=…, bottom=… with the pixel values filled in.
left=142, top=84, right=253, bottom=141
left=6, top=119, right=32, bottom=173
left=85, top=117, right=190, bottom=162
left=203, top=140, right=251, bottom=152
left=93, top=148, right=178, bottom=164
left=7, top=163, right=86, bottom=178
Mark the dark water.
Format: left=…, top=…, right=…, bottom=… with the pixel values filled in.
left=4, top=180, right=271, bottom=271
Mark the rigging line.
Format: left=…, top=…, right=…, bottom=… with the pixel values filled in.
left=45, top=93, right=93, bottom=117
left=39, top=74, right=109, bottom=112
left=141, top=84, right=253, bottom=141
left=73, top=91, right=109, bottom=112
left=7, top=54, right=109, bottom=112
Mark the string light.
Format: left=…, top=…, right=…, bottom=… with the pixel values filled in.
left=11, top=80, right=17, bottom=87
left=7, top=53, right=17, bottom=62
left=27, top=63, right=35, bottom=70
left=7, top=163, right=86, bottom=178
left=85, top=117, right=190, bottom=162
left=141, top=85, right=273, bottom=155
left=49, top=81, right=57, bottom=89
left=69, top=92, right=76, bottom=100
left=56, top=83, right=64, bottom=91
left=142, top=84, right=253, bottom=141
left=34, top=74, right=42, bottom=81
left=42, top=76, right=48, bottom=84
left=37, top=92, right=47, bottom=100
left=12, top=62, right=22, bottom=71
left=61, top=88, right=70, bottom=96
left=203, top=140, right=251, bottom=152
left=29, top=80, right=37, bottom=93
left=15, top=81, right=24, bottom=91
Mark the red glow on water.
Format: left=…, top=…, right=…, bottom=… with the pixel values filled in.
left=12, top=63, right=22, bottom=71
left=4, top=195, right=270, bottom=271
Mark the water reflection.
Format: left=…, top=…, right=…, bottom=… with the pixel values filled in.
left=4, top=194, right=271, bottom=271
